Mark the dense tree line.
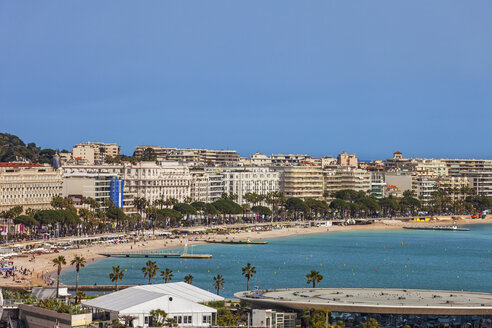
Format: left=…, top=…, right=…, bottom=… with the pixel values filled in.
left=0, top=133, right=64, bottom=163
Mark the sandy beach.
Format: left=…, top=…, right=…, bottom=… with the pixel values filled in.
left=2, top=215, right=491, bottom=289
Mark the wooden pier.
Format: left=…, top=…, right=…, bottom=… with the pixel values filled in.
left=98, top=251, right=212, bottom=259
left=203, top=239, right=268, bottom=245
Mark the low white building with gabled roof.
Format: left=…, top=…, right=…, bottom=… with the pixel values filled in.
left=83, top=282, right=223, bottom=328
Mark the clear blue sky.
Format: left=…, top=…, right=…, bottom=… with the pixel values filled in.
left=1, top=1, right=491, bottom=159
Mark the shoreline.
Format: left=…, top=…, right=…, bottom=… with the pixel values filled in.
left=2, top=215, right=491, bottom=289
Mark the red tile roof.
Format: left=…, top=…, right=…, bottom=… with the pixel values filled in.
left=0, top=162, right=42, bottom=168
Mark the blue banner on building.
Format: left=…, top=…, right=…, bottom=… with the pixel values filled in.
left=110, top=177, right=125, bottom=208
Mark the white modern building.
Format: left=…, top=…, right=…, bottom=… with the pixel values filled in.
left=252, top=309, right=297, bottom=328
left=62, top=162, right=192, bottom=204
left=83, top=282, right=223, bottom=328
left=205, top=167, right=280, bottom=204
left=122, top=161, right=192, bottom=203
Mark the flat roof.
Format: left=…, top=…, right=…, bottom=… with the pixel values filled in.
left=235, top=288, right=492, bottom=315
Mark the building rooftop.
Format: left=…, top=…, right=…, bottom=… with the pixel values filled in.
left=0, top=162, right=42, bottom=168
left=235, top=288, right=492, bottom=315
left=83, top=282, right=222, bottom=315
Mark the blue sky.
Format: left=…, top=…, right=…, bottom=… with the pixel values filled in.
left=1, top=1, right=491, bottom=159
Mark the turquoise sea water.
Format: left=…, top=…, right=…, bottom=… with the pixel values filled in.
left=61, top=224, right=492, bottom=299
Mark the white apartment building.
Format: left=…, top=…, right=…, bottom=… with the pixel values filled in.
left=121, top=162, right=191, bottom=204
left=370, top=172, right=386, bottom=199
left=412, top=176, right=437, bottom=205
left=62, top=161, right=192, bottom=204
left=206, top=167, right=280, bottom=204
left=72, top=142, right=120, bottom=165
left=276, top=165, right=323, bottom=200
left=415, top=159, right=448, bottom=177
left=443, top=159, right=492, bottom=197
left=271, top=154, right=312, bottom=166
left=0, top=163, right=63, bottom=212
left=252, top=309, right=296, bottom=328
left=62, top=172, right=135, bottom=212
left=189, top=168, right=210, bottom=203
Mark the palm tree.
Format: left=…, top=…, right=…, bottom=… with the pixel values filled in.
left=160, top=268, right=174, bottom=283
left=213, top=274, right=225, bottom=295
left=70, top=255, right=86, bottom=302
left=109, top=266, right=125, bottom=290
left=241, top=263, right=256, bottom=291
left=142, top=260, right=159, bottom=284
left=305, top=270, right=323, bottom=288
left=184, top=274, right=194, bottom=285
left=52, top=256, right=66, bottom=298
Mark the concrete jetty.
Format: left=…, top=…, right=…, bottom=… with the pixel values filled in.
left=98, top=251, right=212, bottom=259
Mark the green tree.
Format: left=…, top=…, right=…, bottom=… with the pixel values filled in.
left=305, top=270, right=323, bottom=288
left=106, top=207, right=127, bottom=226
left=142, top=260, right=159, bottom=284
left=52, top=256, right=66, bottom=298
left=285, top=198, right=309, bottom=219
left=213, top=274, right=225, bottom=295
left=241, top=263, right=256, bottom=291
left=173, top=203, right=198, bottom=216
left=251, top=206, right=272, bottom=217
left=109, top=266, right=124, bottom=291
left=160, top=268, right=174, bottom=283
left=149, top=309, right=167, bottom=327
left=13, top=215, right=39, bottom=228
left=362, top=318, right=380, bottom=328
left=184, top=274, right=194, bottom=285
left=51, top=195, right=68, bottom=210
left=70, top=255, right=86, bottom=302
left=133, top=197, right=148, bottom=217
left=304, top=309, right=331, bottom=328
left=141, top=147, right=157, bottom=161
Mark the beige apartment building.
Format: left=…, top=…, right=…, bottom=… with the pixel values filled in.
left=0, top=163, right=63, bottom=212
left=277, top=165, right=323, bottom=200
left=323, top=166, right=371, bottom=198
left=72, top=142, right=120, bottom=165
left=443, top=159, right=492, bottom=197
left=337, top=152, right=358, bottom=168
left=436, top=176, right=471, bottom=201
left=134, top=146, right=240, bottom=166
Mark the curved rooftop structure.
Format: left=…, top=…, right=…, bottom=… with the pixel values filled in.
left=235, top=288, right=492, bottom=315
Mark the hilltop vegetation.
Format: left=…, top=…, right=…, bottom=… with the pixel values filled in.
left=0, top=133, right=63, bottom=163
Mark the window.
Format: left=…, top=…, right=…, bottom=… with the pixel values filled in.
left=177, top=316, right=182, bottom=324
left=144, top=316, right=150, bottom=324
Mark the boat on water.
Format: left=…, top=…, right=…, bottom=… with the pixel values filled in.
left=403, top=225, right=470, bottom=231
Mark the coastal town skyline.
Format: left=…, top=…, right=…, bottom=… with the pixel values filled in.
left=4, top=131, right=492, bottom=162
left=2, top=1, right=492, bottom=326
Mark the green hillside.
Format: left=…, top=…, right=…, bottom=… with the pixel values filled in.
left=0, top=133, right=56, bottom=163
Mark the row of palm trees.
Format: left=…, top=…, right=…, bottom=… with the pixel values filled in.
left=51, top=255, right=325, bottom=302
left=51, top=255, right=86, bottom=301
